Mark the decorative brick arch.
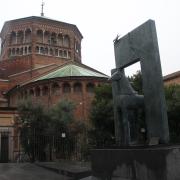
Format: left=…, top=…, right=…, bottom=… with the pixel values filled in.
left=73, top=82, right=82, bottom=93
left=51, top=82, right=60, bottom=95
left=35, top=86, right=41, bottom=97
left=86, top=82, right=95, bottom=93
left=36, top=29, right=43, bottom=43
left=29, top=89, right=34, bottom=96
left=62, top=82, right=71, bottom=93
left=17, top=30, right=24, bottom=44
left=42, top=85, right=49, bottom=96
left=25, top=28, right=32, bottom=43
left=9, top=31, right=16, bottom=45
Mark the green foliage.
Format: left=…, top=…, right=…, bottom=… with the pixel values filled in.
left=49, top=99, right=75, bottom=134
left=18, top=99, right=50, bottom=135
left=129, top=72, right=180, bottom=143
left=165, top=84, right=180, bottom=142
left=17, top=98, right=76, bottom=161
left=89, top=71, right=180, bottom=145
left=18, top=99, right=50, bottom=161
left=89, top=84, right=114, bottom=143
left=128, top=70, right=143, bottom=94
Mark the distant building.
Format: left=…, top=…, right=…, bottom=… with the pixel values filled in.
left=163, top=71, right=180, bottom=86
left=0, top=16, right=108, bottom=162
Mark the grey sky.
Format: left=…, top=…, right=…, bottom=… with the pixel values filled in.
left=0, top=0, right=179, bottom=76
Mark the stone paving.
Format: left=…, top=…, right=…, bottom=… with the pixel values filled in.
left=0, top=163, right=71, bottom=180
left=0, top=162, right=131, bottom=180
left=36, top=161, right=91, bottom=179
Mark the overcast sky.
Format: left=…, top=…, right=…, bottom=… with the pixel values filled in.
left=0, top=0, right=179, bottom=76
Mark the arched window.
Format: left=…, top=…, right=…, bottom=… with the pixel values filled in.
left=10, top=31, right=16, bottom=45
left=17, top=31, right=24, bottom=44
left=25, top=29, right=31, bottom=43
left=68, top=51, right=71, bottom=59
left=64, top=50, right=67, bottom=58
left=59, top=50, right=63, bottom=57
left=58, top=34, right=63, bottom=46
left=20, top=47, right=23, bottom=55
left=55, top=49, right=58, bottom=56
left=86, top=83, right=95, bottom=93
left=12, top=48, right=15, bottom=55
left=42, top=86, right=49, bottom=96
left=63, top=83, right=71, bottom=93
left=35, top=87, right=41, bottom=96
left=44, top=47, right=48, bottom=55
left=8, top=49, right=11, bottom=57
left=28, top=46, right=32, bottom=53
left=50, top=48, right=53, bottom=56
left=40, top=47, right=44, bottom=54
left=37, top=30, right=43, bottom=43
left=44, top=31, right=50, bottom=44
left=29, top=89, right=34, bottom=96
left=75, top=41, right=80, bottom=54
left=36, top=46, right=39, bottom=54
left=52, top=83, right=60, bottom=95
left=73, top=83, right=82, bottom=93
left=51, top=32, right=57, bottom=45
left=16, top=48, right=20, bottom=55
left=24, top=47, right=27, bottom=54
left=63, top=35, right=70, bottom=47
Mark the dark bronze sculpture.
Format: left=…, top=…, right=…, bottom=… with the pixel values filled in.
left=111, top=19, right=169, bottom=145
left=91, top=20, right=180, bottom=180
left=110, top=68, right=144, bottom=145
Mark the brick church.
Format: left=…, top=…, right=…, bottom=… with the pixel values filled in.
left=0, top=15, right=108, bottom=161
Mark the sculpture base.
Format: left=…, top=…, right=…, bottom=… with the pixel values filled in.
left=91, top=145, right=180, bottom=180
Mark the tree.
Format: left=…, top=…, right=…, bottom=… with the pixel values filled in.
left=129, top=72, right=180, bottom=142
left=17, top=99, right=50, bottom=161
left=89, top=71, right=180, bottom=145
left=165, top=84, right=180, bottom=142
left=49, top=99, right=75, bottom=135
left=17, top=99, right=77, bottom=161
left=128, top=70, right=143, bottom=94
left=89, top=84, right=114, bottom=145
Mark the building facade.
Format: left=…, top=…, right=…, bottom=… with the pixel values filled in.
left=0, top=16, right=108, bottom=162
left=163, top=71, right=180, bottom=86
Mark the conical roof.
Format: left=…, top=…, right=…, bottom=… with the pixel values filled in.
left=35, top=63, right=108, bottom=81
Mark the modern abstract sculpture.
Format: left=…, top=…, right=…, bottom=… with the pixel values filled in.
left=91, top=20, right=180, bottom=180
left=111, top=19, right=169, bottom=145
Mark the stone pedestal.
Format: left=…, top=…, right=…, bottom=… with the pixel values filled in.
left=91, top=145, right=180, bottom=180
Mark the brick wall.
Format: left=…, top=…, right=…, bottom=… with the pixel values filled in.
left=0, top=56, right=32, bottom=78
left=164, top=77, right=180, bottom=86
left=33, top=55, right=70, bottom=67
left=164, top=71, right=180, bottom=86
left=8, top=78, right=108, bottom=123
left=9, top=63, right=58, bottom=87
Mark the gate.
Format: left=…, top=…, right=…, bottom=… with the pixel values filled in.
left=0, top=133, right=9, bottom=163
left=12, top=134, right=89, bottom=162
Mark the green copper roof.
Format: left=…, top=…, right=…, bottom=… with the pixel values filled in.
left=35, top=64, right=108, bottom=81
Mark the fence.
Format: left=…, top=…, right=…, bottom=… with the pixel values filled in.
left=0, top=134, right=90, bottom=163
left=0, top=131, right=117, bottom=163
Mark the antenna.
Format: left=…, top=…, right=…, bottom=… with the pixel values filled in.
left=41, top=1, right=45, bottom=16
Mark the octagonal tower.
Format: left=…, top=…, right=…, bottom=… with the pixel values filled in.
left=0, top=16, right=83, bottom=77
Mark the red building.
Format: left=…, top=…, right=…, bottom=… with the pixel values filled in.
left=0, top=16, right=108, bottom=161
left=163, top=71, right=180, bottom=86
left=0, top=15, right=108, bottom=119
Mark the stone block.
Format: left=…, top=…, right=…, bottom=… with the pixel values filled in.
left=91, top=146, right=180, bottom=180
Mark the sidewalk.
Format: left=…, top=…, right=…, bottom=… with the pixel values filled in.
left=35, top=161, right=91, bottom=180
